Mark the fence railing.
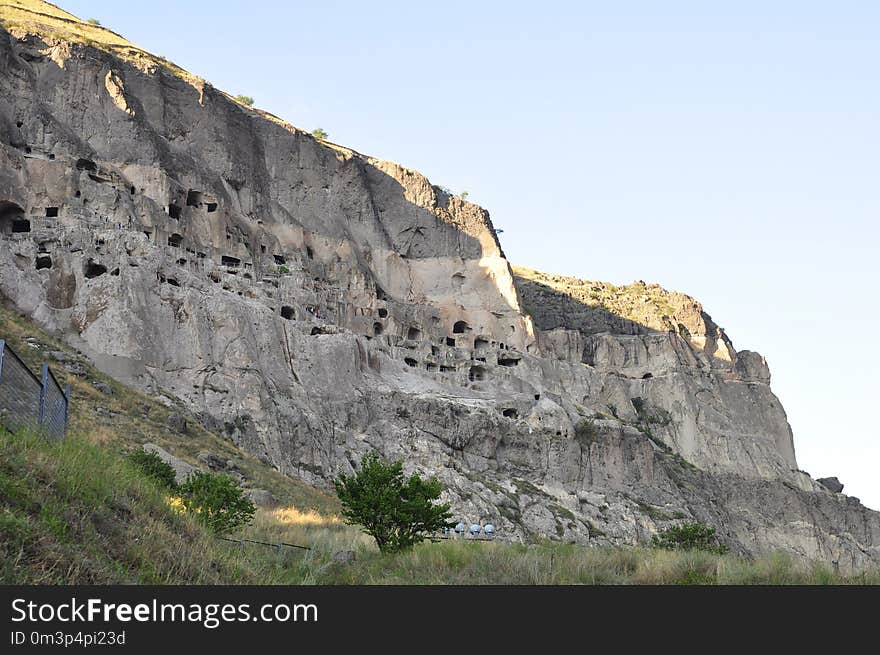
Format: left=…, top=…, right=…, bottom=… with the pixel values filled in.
left=217, top=536, right=311, bottom=554
left=0, top=339, right=70, bottom=441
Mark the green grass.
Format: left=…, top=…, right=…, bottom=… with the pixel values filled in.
left=0, top=301, right=337, bottom=514
left=0, top=428, right=271, bottom=583
left=2, top=428, right=879, bottom=585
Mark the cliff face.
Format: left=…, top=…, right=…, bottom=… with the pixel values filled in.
left=2, top=3, right=878, bottom=570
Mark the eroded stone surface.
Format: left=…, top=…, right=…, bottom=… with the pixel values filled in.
left=0, top=10, right=878, bottom=571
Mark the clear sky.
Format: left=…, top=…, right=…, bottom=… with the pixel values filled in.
left=62, top=1, right=879, bottom=509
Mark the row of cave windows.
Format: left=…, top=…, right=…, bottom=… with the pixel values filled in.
left=166, top=234, right=300, bottom=269
left=33, top=254, right=654, bottom=384
left=0, top=202, right=62, bottom=235
left=30, top=254, right=527, bottom=368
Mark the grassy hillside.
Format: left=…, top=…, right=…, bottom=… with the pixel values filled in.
left=4, top=428, right=878, bottom=585
left=0, top=301, right=337, bottom=513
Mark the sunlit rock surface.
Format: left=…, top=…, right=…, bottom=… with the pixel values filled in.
left=1, top=2, right=878, bottom=570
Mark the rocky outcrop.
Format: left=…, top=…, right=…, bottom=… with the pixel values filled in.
left=142, top=443, right=197, bottom=485
left=1, top=3, right=878, bottom=571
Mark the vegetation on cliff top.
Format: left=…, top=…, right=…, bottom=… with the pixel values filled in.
left=0, top=1, right=202, bottom=86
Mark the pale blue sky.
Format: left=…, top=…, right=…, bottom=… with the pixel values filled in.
left=62, top=1, right=879, bottom=509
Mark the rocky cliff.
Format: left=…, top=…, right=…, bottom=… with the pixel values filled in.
left=2, top=1, right=878, bottom=571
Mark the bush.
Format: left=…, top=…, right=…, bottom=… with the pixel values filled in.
left=334, top=452, right=453, bottom=553
left=127, top=450, right=177, bottom=490
left=652, top=522, right=728, bottom=554
left=177, top=472, right=255, bottom=535
left=87, top=18, right=101, bottom=26
left=235, top=95, right=254, bottom=106
left=311, top=128, right=328, bottom=141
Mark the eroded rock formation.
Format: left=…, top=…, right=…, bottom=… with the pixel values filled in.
left=1, top=2, right=878, bottom=570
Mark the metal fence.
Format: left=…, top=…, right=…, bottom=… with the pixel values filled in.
left=0, top=339, right=70, bottom=441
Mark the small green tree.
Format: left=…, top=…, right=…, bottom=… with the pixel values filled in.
left=235, top=95, right=254, bottom=106
left=460, top=191, right=469, bottom=200
left=311, top=127, right=328, bottom=141
left=87, top=18, right=101, bottom=26
left=177, top=472, right=255, bottom=535
left=652, top=522, right=728, bottom=554
left=334, top=452, right=453, bottom=553
left=128, top=450, right=177, bottom=490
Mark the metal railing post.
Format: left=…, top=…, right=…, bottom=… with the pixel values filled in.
left=38, top=363, right=49, bottom=428
left=63, top=383, right=71, bottom=438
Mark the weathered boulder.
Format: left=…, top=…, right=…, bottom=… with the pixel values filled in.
left=818, top=477, right=844, bottom=494
left=333, top=550, right=357, bottom=564
left=167, top=413, right=187, bottom=434
left=245, top=489, right=277, bottom=508
left=142, top=443, right=198, bottom=485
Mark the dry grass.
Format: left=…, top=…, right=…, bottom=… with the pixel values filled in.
left=0, top=0, right=203, bottom=87
left=2, top=427, right=878, bottom=585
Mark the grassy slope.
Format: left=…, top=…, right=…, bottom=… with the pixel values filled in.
left=0, top=302, right=337, bottom=513
left=4, top=428, right=878, bottom=585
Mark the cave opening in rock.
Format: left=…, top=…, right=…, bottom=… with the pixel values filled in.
left=168, top=204, right=182, bottom=219
left=502, top=408, right=518, bottom=419
left=474, top=338, right=489, bottom=350
left=84, top=259, right=107, bottom=279
left=206, top=202, right=218, bottom=213
left=281, top=306, right=295, bottom=320
left=426, top=363, right=438, bottom=372
left=75, top=158, right=97, bottom=172
left=642, top=373, right=653, bottom=379
left=274, top=254, right=286, bottom=265
left=222, top=255, right=241, bottom=268
left=168, top=233, right=183, bottom=247
left=453, top=320, right=470, bottom=334
left=35, top=254, right=52, bottom=270
left=446, top=337, right=455, bottom=347
left=306, top=246, right=314, bottom=260
left=468, top=365, right=486, bottom=382
left=373, top=322, right=384, bottom=336
left=404, top=357, right=417, bottom=367
left=498, top=357, right=520, bottom=367
left=377, top=307, right=388, bottom=318
left=0, top=201, right=27, bottom=235
left=44, top=206, right=58, bottom=218
left=186, top=190, right=203, bottom=207
left=407, top=326, right=422, bottom=341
